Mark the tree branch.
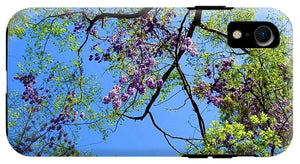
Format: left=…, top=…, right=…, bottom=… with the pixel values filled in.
left=154, top=89, right=184, bottom=106
left=86, top=8, right=153, bottom=32
left=148, top=112, right=201, bottom=152
left=199, top=23, right=250, bottom=54
left=121, top=9, right=203, bottom=121
left=164, top=98, right=189, bottom=111
left=175, top=11, right=190, bottom=60
left=163, top=134, right=181, bottom=154
left=175, top=64, right=206, bottom=139
left=76, top=8, right=153, bottom=104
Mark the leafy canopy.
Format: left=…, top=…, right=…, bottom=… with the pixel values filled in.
left=7, top=8, right=292, bottom=156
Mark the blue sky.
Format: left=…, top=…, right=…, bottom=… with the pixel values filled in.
left=7, top=36, right=217, bottom=156
left=6, top=8, right=285, bottom=156
left=6, top=9, right=218, bottom=156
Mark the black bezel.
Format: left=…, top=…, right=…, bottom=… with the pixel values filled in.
left=227, top=22, right=280, bottom=48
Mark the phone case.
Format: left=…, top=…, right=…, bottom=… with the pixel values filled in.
left=6, top=7, right=293, bottom=157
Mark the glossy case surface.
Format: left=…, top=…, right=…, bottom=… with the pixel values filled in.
left=6, top=7, right=293, bottom=157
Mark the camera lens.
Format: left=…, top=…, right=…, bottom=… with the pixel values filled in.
left=254, top=25, right=274, bottom=47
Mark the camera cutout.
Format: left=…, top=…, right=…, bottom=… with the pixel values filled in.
left=228, top=22, right=279, bottom=48
left=254, top=25, right=274, bottom=47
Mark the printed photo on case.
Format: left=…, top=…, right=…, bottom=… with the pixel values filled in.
left=6, top=7, right=292, bottom=157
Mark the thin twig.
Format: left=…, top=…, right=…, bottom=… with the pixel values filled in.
left=164, top=98, right=189, bottom=111
left=154, top=89, right=184, bottom=106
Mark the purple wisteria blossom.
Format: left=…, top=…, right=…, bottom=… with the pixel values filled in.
left=156, top=79, right=164, bottom=89
left=119, top=75, right=127, bottom=84
left=103, top=96, right=111, bottom=104
left=121, top=93, right=129, bottom=102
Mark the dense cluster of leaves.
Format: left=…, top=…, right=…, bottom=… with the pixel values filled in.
left=188, top=10, right=292, bottom=156
left=7, top=7, right=292, bottom=156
